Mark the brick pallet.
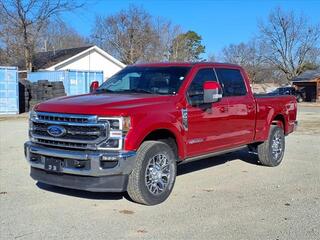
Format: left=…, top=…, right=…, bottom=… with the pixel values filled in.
left=20, top=80, right=66, bottom=112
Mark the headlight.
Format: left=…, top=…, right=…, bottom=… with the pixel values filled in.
left=29, top=110, right=37, bottom=120
left=98, top=117, right=131, bottom=132
left=97, top=116, right=131, bottom=150
left=29, top=110, right=37, bottom=132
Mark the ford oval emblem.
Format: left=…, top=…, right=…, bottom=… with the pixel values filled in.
left=47, top=125, right=66, bottom=137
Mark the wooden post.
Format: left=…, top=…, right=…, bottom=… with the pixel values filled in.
left=316, top=79, right=320, bottom=102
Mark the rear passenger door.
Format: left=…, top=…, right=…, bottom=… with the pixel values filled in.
left=215, top=68, right=256, bottom=146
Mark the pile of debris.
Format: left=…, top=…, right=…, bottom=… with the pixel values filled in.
left=19, top=80, right=66, bottom=111
left=19, top=81, right=31, bottom=113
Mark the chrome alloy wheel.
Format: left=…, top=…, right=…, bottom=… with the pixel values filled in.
left=271, top=131, right=283, bottom=161
left=145, top=154, right=171, bottom=195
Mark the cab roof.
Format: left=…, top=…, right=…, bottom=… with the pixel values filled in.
left=131, top=62, right=241, bottom=68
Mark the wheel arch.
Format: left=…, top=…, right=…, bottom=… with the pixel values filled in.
left=272, top=114, right=285, bottom=131
left=141, top=128, right=182, bottom=161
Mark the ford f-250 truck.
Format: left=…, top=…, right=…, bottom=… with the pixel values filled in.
left=24, top=62, right=297, bottom=205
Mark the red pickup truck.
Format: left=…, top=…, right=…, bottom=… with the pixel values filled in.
left=25, top=62, right=297, bottom=205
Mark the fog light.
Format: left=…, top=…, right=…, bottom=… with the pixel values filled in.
left=100, top=155, right=118, bottom=161
left=30, top=155, right=40, bottom=162
left=74, top=160, right=85, bottom=168
left=100, top=160, right=118, bottom=169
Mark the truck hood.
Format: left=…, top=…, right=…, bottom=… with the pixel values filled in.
left=35, top=93, right=173, bottom=116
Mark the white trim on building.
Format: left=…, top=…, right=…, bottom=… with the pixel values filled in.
left=45, top=46, right=125, bottom=79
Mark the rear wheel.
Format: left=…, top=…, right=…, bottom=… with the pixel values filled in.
left=127, top=141, right=177, bottom=205
left=257, top=125, right=285, bottom=167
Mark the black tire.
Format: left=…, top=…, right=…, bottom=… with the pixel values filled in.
left=257, top=125, right=285, bottom=167
left=127, top=141, right=177, bottom=205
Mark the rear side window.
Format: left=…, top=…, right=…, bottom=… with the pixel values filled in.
left=215, top=68, right=247, bottom=97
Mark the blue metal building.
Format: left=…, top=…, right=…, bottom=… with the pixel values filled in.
left=0, top=66, right=19, bottom=114
left=27, top=70, right=104, bottom=96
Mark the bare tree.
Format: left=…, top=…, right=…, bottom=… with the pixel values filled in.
left=148, top=17, right=181, bottom=62
left=92, top=5, right=156, bottom=64
left=222, top=41, right=264, bottom=83
left=221, top=41, right=287, bottom=84
left=0, top=47, right=9, bottom=64
left=207, top=53, right=216, bottom=62
left=0, top=0, right=84, bottom=70
left=91, top=5, right=181, bottom=64
left=39, top=19, right=87, bottom=52
left=258, top=7, right=320, bottom=81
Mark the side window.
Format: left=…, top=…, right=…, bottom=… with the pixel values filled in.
left=215, top=68, right=247, bottom=97
left=187, top=68, right=217, bottom=104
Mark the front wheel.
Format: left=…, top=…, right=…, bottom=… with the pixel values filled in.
left=257, top=125, right=285, bottom=167
left=127, top=141, right=177, bottom=205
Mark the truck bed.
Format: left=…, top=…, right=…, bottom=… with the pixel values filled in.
left=254, top=94, right=297, bottom=141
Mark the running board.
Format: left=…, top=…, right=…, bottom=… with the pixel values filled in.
left=181, top=145, right=247, bottom=164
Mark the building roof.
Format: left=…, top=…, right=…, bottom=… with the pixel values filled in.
left=46, top=45, right=125, bottom=70
left=32, top=45, right=93, bottom=70
left=18, top=45, right=125, bottom=71
left=292, top=69, right=320, bottom=82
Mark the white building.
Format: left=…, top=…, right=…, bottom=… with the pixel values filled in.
left=31, top=45, right=125, bottom=80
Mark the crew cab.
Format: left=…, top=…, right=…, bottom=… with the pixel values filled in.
left=24, top=63, right=297, bottom=205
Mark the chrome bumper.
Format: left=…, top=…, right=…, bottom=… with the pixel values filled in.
left=24, top=141, right=136, bottom=177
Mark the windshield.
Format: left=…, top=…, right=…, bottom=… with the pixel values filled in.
left=97, top=66, right=191, bottom=95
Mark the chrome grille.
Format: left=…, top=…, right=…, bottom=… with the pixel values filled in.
left=35, top=138, right=88, bottom=149
left=32, top=122, right=103, bottom=141
left=30, top=112, right=108, bottom=150
left=37, top=112, right=97, bottom=124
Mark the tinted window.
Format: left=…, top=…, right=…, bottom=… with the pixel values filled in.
left=215, top=68, right=247, bottom=96
left=187, top=68, right=217, bottom=104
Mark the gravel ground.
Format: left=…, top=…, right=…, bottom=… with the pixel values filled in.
left=0, top=107, right=319, bottom=240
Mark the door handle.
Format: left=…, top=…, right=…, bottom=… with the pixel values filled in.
left=248, top=105, right=254, bottom=111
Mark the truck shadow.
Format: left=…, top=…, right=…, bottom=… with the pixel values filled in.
left=36, top=149, right=259, bottom=201
left=177, top=149, right=259, bottom=176
left=36, top=182, right=127, bottom=200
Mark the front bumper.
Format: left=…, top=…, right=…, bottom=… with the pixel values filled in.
left=24, top=141, right=136, bottom=192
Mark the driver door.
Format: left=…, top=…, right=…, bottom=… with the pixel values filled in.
left=185, top=67, right=230, bottom=158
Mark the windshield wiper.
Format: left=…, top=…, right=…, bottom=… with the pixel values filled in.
left=95, top=88, right=116, bottom=93
left=117, top=89, right=154, bottom=94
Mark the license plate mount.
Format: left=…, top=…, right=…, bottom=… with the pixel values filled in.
left=44, top=157, right=62, bottom=173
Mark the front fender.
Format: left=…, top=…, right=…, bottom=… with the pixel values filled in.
left=124, top=113, right=187, bottom=159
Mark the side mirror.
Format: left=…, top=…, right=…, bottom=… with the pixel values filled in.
left=203, top=81, right=222, bottom=103
left=90, top=81, right=99, bottom=92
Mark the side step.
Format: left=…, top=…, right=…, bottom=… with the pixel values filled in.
left=180, top=145, right=247, bottom=164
